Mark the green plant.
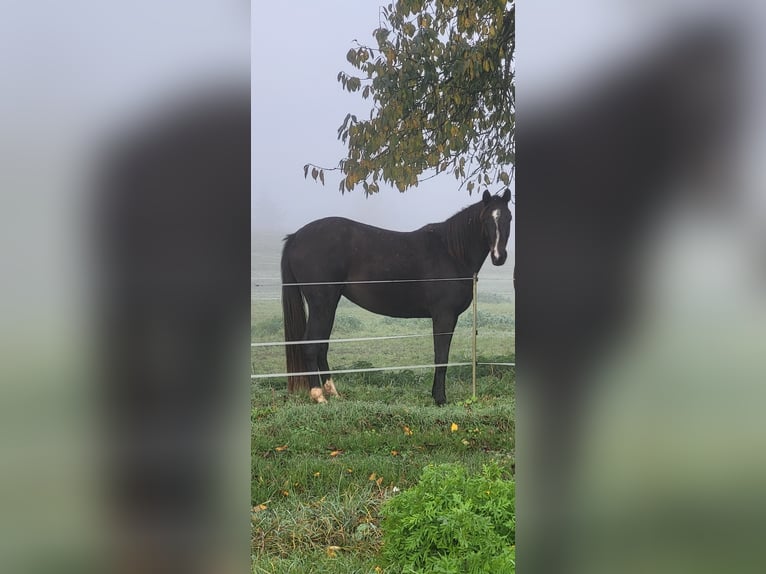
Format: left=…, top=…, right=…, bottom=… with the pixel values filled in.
left=457, top=309, right=515, bottom=329
left=456, top=396, right=478, bottom=408
left=333, top=313, right=364, bottom=333
left=380, top=462, right=515, bottom=573
left=476, top=292, right=513, bottom=305
left=252, top=316, right=283, bottom=338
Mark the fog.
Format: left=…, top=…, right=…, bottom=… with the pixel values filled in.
left=252, top=1, right=515, bottom=245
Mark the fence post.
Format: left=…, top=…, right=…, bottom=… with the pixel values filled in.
left=472, top=272, right=478, bottom=399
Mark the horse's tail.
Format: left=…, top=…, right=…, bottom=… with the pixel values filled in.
left=281, top=235, right=309, bottom=393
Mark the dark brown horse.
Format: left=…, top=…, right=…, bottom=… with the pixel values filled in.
left=281, top=189, right=512, bottom=404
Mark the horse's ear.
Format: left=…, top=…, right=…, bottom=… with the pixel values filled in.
left=482, top=190, right=491, bottom=204
left=501, top=188, right=511, bottom=202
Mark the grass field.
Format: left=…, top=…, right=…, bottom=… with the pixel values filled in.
left=252, top=236, right=514, bottom=573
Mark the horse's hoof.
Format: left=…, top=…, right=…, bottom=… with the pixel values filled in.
left=310, top=388, right=327, bottom=403
left=323, top=379, right=340, bottom=398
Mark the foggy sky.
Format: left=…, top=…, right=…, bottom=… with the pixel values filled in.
left=251, top=2, right=515, bottom=244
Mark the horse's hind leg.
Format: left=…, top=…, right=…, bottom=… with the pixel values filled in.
left=302, top=288, right=341, bottom=403
left=318, top=343, right=339, bottom=398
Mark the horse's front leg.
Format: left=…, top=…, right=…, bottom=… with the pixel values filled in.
left=431, top=313, right=458, bottom=405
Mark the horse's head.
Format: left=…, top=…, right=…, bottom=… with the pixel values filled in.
left=481, top=188, right=512, bottom=266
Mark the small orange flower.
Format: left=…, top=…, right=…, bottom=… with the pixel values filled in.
left=450, top=423, right=459, bottom=432
left=403, top=425, right=413, bottom=436
left=274, top=445, right=288, bottom=452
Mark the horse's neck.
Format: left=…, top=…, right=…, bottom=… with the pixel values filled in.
left=440, top=204, right=488, bottom=273
left=465, top=242, right=490, bottom=274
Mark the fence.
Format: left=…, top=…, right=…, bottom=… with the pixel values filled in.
left=251, top=273, right=514, bottom=397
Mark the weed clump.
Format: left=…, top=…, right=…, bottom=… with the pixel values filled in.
left=380, top=461, right=515, bottom=573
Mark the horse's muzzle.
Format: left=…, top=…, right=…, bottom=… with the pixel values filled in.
left=491, top=251, right=507, bottom=266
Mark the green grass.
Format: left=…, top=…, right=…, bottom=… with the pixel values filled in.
left=251, top=380, right=514, bottom=573
left=252, top=243, right=514, bottom=573
left=252, top=345, right=513, bottom=573
left=251, top=298, right=514, bottom=382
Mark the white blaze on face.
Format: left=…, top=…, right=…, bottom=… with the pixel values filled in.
left=491, top=209, right=502, bottom=260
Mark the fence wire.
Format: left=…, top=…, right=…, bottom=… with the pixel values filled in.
left=251, top=274, right=514, bottom=383
left=251, top=332, right=456, bottom=348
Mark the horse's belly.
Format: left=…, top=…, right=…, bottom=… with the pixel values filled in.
left=342, top=286, right=431, bottom=319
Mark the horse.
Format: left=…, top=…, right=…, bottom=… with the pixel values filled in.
left=280, top=188, right=512, bottom=404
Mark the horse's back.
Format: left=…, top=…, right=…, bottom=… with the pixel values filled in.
left=285, top=217, right=358, bottom=253
left=293, top=216, right=410, bottom=240
left=282, top=216, right=450, bottom=305
left=281, top=217, right=360, bottom=284
left=286, top=217, right=423, bottom=260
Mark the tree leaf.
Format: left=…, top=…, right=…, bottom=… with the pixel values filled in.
left=307, top=1, right=514, bottom=194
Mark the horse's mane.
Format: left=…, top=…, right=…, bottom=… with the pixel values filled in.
left=441, top=200, right=486, bottom=264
